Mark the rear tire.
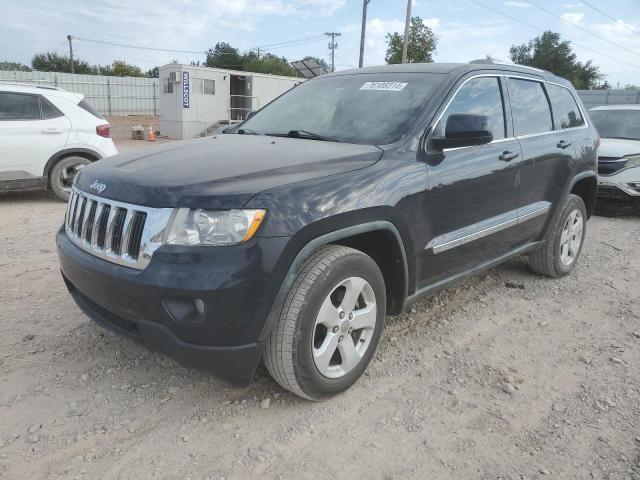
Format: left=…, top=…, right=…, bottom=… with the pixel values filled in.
left=528, top=194, right=587, bottom=278
left=49, top=156, right=91, bottom=201
left=264, top=245, right=386, bottom=400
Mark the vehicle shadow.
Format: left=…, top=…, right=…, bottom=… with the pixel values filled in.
left=0, top=189, right=63, bottom=204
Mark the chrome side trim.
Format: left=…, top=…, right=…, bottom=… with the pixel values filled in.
left=426, top=201, right=551, bottom=254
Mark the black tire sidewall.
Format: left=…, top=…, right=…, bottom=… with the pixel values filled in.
left=50, top=156, right=90, bottom=201
left=552, top=196, right=587, bottom=275
left=293, top=253, right=386, bottom=400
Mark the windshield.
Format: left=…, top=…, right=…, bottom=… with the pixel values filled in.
left=590, top=109, right=640, bottom=141
left=239, top=72, right=444, bottom=145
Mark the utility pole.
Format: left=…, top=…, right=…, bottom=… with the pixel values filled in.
left=67, top=34, right=74, bottom=74
left=325, top=32, right=341, bottom=72
left=401, top=0, right=412, bottom=64
left=359, top=0, right=372, bottom=68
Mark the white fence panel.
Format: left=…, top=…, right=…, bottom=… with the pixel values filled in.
left=578, top=89, right=640, bottom=109
left=0, top=70, right=159, bottom=116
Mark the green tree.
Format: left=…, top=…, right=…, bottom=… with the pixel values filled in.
left=146, top=66, right=159, bottom=78
left=243, top=52, right=295, bottom=76
left=0, top=61, right=31, bottom=71
left=385, top=17, right=437, bottom=64
left=509, top=31, right=604, bottom=89
left=31, top=52, right=97, bottom=74
left=623, top=84, right=639, bottom=90
left=205, top=42, right=244, bottom=70
left=98, top=60, right=144, bottom=77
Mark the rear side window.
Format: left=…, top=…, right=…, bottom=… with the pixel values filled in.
left=77, top=99, right=103, bottom=119
left=432, top=76, right=506, bottom=141
left=546, top=84, right=584, bottom=129
left=40, top=96, right=64, bottom=119
left=508, top=78, right=553, bottom=136
left=0, top=92, right=41, bottom=120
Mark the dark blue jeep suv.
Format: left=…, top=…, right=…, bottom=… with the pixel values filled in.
left=57, top=61, right=598, bottom=399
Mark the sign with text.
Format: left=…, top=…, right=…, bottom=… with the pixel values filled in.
left=182, top=71, right=190, bottom=108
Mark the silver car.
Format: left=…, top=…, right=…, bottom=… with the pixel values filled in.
left=590, top=105, right=640, bottom=216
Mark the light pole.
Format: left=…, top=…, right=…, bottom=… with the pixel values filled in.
left=359, top=0, right=372, bottom=68
left=401, top=0, right=412, bottom=64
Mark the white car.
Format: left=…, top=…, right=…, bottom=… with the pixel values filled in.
left=590, top=105, right=640, bottom=216
left=0, top=83, right=118, bottom=200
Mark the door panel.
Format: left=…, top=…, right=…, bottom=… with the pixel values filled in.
left=421, top=139, right=523, bottom=287
left=0, top=92, right=71, bottom=178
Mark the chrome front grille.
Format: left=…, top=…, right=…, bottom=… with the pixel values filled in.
left=65, top=188, right=173, bottom=270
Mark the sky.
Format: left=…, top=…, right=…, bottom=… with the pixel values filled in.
left=2, top=0, right=640, bottom=86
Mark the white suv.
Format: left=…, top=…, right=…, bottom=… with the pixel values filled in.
left=0, top=83, right=118, bottom=200
left=590, top=105, right=640, bottom=216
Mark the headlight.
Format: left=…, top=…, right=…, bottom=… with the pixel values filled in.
left=165, top=209, right=266, bottom=246
left=624, top=154, right=640, bottom=168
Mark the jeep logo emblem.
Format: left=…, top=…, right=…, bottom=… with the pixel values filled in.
left=89, top=180, right=107, bottom=194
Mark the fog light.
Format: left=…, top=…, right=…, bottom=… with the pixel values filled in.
left=194, top=298, right=205, bottom=315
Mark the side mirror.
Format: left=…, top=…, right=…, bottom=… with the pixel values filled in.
left=431, top=114, right=493, bottom=150
left=245, top=110, right=257, bottom=120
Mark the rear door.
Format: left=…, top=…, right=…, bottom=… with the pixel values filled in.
left=0, top=92, right=71, bottom=178
left=507, top=77, right=578, bottom=240
left=421, top=74, right=524, bottom=287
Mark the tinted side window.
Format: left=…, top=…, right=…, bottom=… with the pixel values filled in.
left=40, top=96, right=64, bottom=119
left=546, top=84, right=584, bottom=129
left=508, top=78, right=553, bottom=136
left=433, top=77, right=505, bottom=140
left=77, top=99, right=103, bottom=119
left=0, top=92, right=41, bottom=120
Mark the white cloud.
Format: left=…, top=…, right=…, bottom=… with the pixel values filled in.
left=561, top=12, right=585, bottom=24
left=502, top=1, right=531, bottom=8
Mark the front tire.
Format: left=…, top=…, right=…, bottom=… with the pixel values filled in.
left=264, top=245, right=386, bottom=400
left=49, top=156, right=91, bottom=201
left=528, top=194, right=587, bottom=278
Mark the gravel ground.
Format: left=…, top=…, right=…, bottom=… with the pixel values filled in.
left=0, top=173, right=639, bottom=479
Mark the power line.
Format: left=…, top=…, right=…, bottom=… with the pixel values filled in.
left=579, top=0, right=640, bottom=38
left=73, top=34, right=326, bottom=57
left=469, top=0, right=640, bottom=70
left=74, top=36, right=204, bottom=54
left=524, top=0, right=640, bottom=59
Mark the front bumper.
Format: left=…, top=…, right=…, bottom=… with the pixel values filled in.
left=598, top=165, right=640, bottom=197
left=57, top=227, right=290, bottom=386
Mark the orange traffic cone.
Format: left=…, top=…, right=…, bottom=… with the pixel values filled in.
left=146, top=125, right=156, bottom=141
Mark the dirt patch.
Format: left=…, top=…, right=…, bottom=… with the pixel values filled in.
left=0, top=190, right=639, bottom=480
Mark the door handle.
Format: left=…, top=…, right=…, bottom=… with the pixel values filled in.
left=42, top=128, right=64, bottom=134
left=557, top=140, right=572, bottom=149
left=499, top=151, right=520, bottom=162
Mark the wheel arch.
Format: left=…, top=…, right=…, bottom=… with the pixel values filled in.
left=569, top=172, right=597, bottom=218
left=259, top=221, right=410, bottom=342
left=43, top=148, right=102, bottom=180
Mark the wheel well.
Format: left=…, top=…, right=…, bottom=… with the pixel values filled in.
left=333, top=229, right=406, bottom=315
left=43, top=150, right=100, bottom=184
left=571, top=176, right=597, bottom=218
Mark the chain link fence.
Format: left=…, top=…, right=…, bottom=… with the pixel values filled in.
left=0, top=70, right=159, bottom=116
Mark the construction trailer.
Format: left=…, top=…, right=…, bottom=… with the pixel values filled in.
left=159, top=64, right=302, bottom=139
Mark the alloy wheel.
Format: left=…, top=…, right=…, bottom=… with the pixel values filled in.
left=312, top=276, right=377, bottom=379
left=559, top=209, right=584, bottom=267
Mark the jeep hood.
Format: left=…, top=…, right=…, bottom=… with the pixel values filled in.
left=598, top=138, right=640, bottom=158
left=75, top=134, right=383, bottom=209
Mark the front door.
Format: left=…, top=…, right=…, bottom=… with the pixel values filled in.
left=0, top=92, right=71, bottom=178
left=420, top=75, right=523, bottom=287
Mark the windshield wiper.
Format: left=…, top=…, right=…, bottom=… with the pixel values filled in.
left=267, top=130, right=341, bottom=143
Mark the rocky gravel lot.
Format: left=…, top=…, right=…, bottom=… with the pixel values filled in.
left=0, top=186, right=639, bottom=480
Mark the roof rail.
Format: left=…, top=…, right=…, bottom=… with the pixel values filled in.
left=468, top=59, right=546, bottom=74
